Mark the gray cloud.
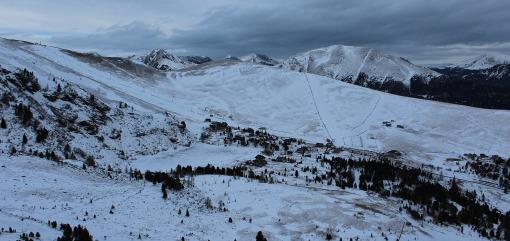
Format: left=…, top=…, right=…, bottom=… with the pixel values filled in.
left=40, top=0, right=510, bottom=63
left=165, top=0, right=510, bottom=63
left=50, top=22, right=171, bottom=55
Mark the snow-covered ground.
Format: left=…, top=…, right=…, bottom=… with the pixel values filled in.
left=170, top=63, right=510, bottom=164
left=131, top=143, right=261, bottom=171
left=0, top=156, right=489, bottom=241
left=1, top=37, right=509, bottom=241
left=2, top=38, right=508, bottom=165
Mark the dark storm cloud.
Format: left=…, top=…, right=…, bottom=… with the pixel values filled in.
left=48, top=0, right=510, bottom=63
left=165, top=0, right=510, bottom=61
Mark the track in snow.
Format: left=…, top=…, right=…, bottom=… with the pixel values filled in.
left=302, top=71, right=335, bottom=145
left=350, top=94, right=381, bottom=132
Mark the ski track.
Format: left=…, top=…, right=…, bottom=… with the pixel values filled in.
left=350, top=93, right=381, bottom=132
left=302, top=71, right=334, bottom=144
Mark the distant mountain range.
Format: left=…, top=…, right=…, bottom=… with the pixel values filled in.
left=128, top=44, right=510, bottom=109
left=278, top=44, right=439, bottom=95
left=1, top=36, right=509, bottom=241
left=133, top=49, right=212, bottom=71
left=240, top=53, right=279, bottom=66
left=418, top=64, right=510, bottom=109
left=1, top=36, right=507, bottom=160
left=446, top=54, right=510, bottom=70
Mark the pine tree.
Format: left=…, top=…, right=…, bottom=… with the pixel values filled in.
left=85, top=156, right=96, bottom=167
left=22, top=133, right=28, bottom=144
left=22, top=105, right=32, bottom=125
left=185, top=209, right=190, bottom=217
left=36, top=127, right=49, bottom=143
left=449, top=177, right=460, bottom=197
left=162, top=183, right=168, bottom=199
left=256, top=231, right=267, bottom=241
left=89, top=94, right=95, bottom=105
left=0, top=117, right=6, bottom=129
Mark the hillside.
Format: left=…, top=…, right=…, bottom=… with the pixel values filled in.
left=0, top=64, right=193, bottom=168
left=0, top=38, right=508, bottom=162
left=1, top=38, right=510, bottom=241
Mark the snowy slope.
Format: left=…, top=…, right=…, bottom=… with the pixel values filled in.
left=1, top=37, right=510, bottom=241
left=170, top=63, right=510, bottom=163
left=449, top=54, right=510, bottom=70
left=280, top=44, right=439, bottom=86
left=1, top=156, right=490, bottom=241
left=0, top=64, right=193, bottom=169
left=0, top=38, right=509, bottom=164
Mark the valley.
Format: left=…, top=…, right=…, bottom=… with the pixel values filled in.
left=1, top=37, right=509, bottom=241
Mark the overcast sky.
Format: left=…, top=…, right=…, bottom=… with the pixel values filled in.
left=1, top=0, right=509, bottom=64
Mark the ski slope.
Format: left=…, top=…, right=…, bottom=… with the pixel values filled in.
left=0, top=38, right=509, bottom=164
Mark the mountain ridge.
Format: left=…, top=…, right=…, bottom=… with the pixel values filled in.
left=279, top=44, right=439, bottom=87
left=1, top=37, right=508, bottom=162
left=240, top=53, right=279, bottom=66
left=1, top=36, right=510, bottom=241
left=447, top=54, right=510, bottom=70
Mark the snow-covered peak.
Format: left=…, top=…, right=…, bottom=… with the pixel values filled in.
left=450, top=54, right=510, bottom=70
left=280, top=44, right=439, bottom=86
left=239, top=53, right=279, bottom=66
left=180, top=55, right=212, bottom=64
left=225, top=55, right=240, bottom=61
left=141, top=49, right=193, bottom=71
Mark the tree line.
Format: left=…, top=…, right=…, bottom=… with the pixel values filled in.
left=321, top=156, right=510, bottom=240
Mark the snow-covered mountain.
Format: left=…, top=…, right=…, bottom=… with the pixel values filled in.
left=180, top=55, right=212, bottom=64
left=280, top=44, right=439, bottom=87
left=486, top=63, right=510, bottom=79
left=1, top=37, right=510, bottom=241
left=225, top=55, right=240, bottom=61
left=415, top=63, right=510, bottom=109
left=0, top=38, right=506, bottom=160
left=139, top=49, right=194, bottom=71
left=239, top=53, right=279, bottom=66
left=448, top=54, right=510, bottom=70
left=433, top=62, right=510, bottom=81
